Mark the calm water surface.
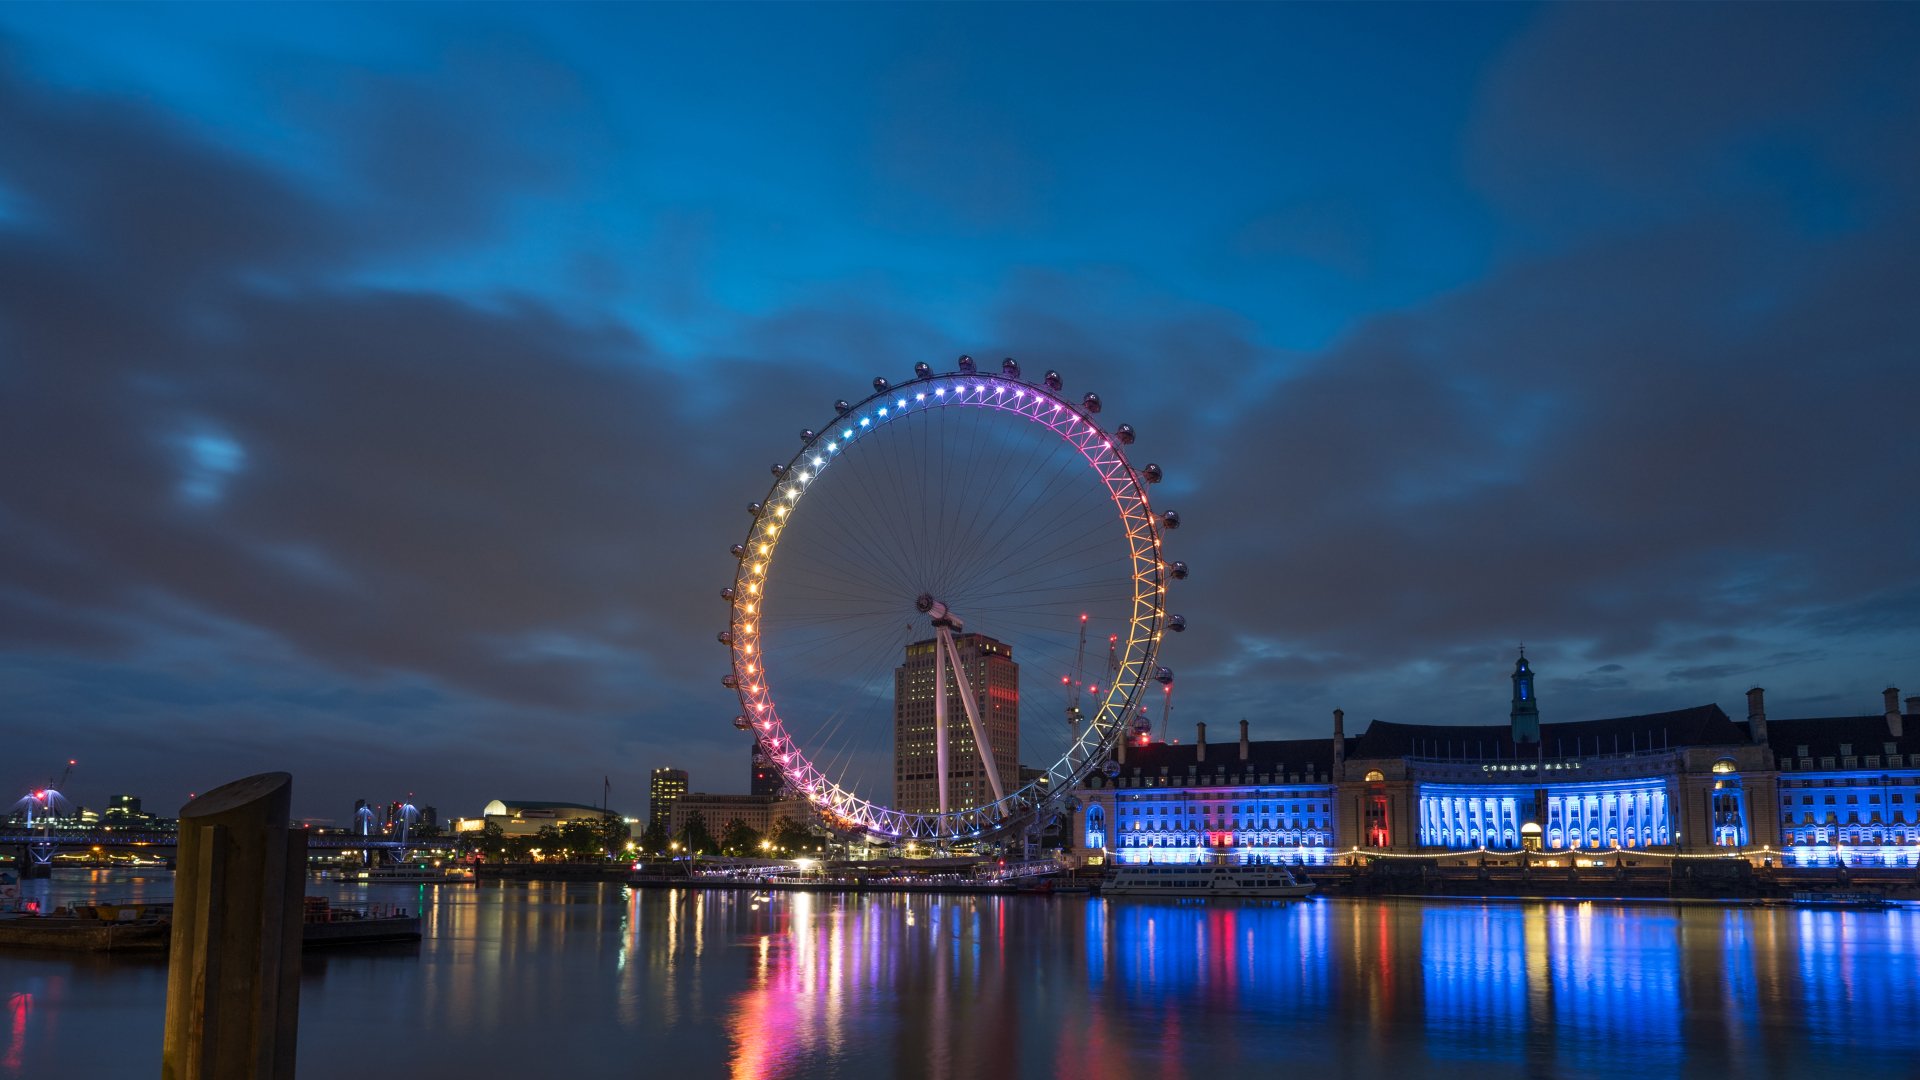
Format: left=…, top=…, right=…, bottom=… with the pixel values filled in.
left=4, top=870, right=1917, bottom=1078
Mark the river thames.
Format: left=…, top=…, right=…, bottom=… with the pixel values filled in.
left=4, top=871, right=1918, bottom=1078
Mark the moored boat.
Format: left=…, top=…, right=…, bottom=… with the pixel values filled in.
left=1783, top=890, right=1893, bottom=909
left=302, top=896, right=422, bottom=946
left=0, top=912, right=170, bottom=952
left=1102, top=861, right=1316, bottom=898
left=336, top=863, right=473, bottom=884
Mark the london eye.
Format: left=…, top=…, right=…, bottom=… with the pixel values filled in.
left=720, top=358, right=1184, bottom=842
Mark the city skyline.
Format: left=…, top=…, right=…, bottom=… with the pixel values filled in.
left=3, top=6, right=1919, bottom=818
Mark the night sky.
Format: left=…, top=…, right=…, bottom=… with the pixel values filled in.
left=3, top=5, right=1917, bottom=822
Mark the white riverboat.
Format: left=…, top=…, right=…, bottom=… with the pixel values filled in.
left=1102, top=861, right=1315, bottom=899
left=331, top=864, right=474, bottom=884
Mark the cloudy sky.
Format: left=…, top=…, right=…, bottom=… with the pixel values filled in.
left=3, top=4, right=1917, bottom=821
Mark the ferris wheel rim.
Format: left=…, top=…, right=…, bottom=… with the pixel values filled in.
left=723, top=368, right=1169, bottom=842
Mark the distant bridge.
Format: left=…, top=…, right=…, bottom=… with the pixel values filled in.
left=0, top=830, right=417, bottom=852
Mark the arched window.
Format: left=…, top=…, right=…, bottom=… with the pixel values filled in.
left=1711, top=759, right=1738, bottom=774
left=1364, top=770, right=1385, bottom=782
left=1085, top=805, right=1106, bottom=850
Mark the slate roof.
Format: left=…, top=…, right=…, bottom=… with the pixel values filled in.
left=1748, top=714, right=1920, bottom=761
left=1093, top=704, right=1920, bottom=782
left=1348, top=704, right=1742, bottom=760
left=1109, top=735, right=1337, bottom=782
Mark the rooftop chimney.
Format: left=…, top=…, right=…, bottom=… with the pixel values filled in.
left=1196, top=721, right=1207, bottom=763
left=1887, top=687, right=1904, bottom=738
left=1238, top=718, right=1250, bottom=761
left=1746, top=687, right=1768, bottom=745
left=1907, top=695, right=1919, bottom=719
left=1333, top=708, right=1346, bottom=772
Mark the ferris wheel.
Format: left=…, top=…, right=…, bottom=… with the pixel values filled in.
left=720, top=357, right=1185, bottom=843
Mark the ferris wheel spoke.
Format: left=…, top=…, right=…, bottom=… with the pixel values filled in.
left=934, top=423, right=1069, bottom=593
left=813, top=456, right=924, bottom=600
left=986, top=534, right=1130, bottom=599
left=927, top=408, right=1029, bottom=594
left=779, top=498, right=916, bottom=592
left=939, top=464, right=1104, bottom=603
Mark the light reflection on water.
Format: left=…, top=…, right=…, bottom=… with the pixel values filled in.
left=2, top=872, right=1919, bottom=1078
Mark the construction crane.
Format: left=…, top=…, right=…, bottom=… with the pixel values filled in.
left=1156, top=668, right=1175, bottom=744
left=25, top=760, right=75, bottom=828
left=1065, top=613, right=1089, bottom=735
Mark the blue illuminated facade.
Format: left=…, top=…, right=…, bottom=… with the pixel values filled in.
left=1769, top=691, right=1920, bottom=866
left=1416, top=778, right=1674, bottom=850
left=1109, top=784, right=1335, bottom=865
left=1079, top=720, right=1339, bottom=865
left=1071, top=659, right=1920, bottom=869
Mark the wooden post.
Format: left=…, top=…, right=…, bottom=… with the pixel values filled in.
left=162, top=772, right=305, bottom=1080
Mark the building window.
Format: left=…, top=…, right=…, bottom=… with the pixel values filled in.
left=1366, top=795, right=1390, bottom=848
left=1711, top=784, right=1747, bottom=847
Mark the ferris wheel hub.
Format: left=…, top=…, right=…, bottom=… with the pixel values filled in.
left=914, top=593, right=964, bottom=630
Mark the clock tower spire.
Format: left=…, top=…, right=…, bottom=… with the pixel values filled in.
left=1510, top=646, right=1540, bottom=745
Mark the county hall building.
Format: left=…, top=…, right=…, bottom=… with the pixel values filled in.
left=1075, top=653, right=1920, bottom=869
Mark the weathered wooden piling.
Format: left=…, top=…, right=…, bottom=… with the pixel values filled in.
left=161, top=772, right=306, bottom=1079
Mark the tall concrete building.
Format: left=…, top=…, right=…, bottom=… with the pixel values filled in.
left=894, top=633, right=1020, bottom=814
left=649, top=767, right=689, bottom=830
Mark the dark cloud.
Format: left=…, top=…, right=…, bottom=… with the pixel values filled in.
left=0, top=48, right=718, bottom=814
left=1469, top=4, right=1920, bottom=227
left=264, top=36, right=606, bottom=255
left=0, top=53, right=344, bottom=287
left=1159, top=6, right=1920, bottom=736
left=4, top=8, right=1919, bottom=818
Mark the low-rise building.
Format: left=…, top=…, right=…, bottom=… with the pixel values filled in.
left=453, top=799, right=625, bottom=837
left=669, top=793, right=809, bottom=837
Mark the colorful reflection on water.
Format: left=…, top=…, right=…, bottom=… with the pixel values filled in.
left=3, top=872, right=1919, bottom=1078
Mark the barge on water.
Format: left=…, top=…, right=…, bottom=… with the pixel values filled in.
left=301, top=896, right=422, bottom=946
left=0, top=897, right=421, bottom=953
left=0, top=912, right=170, bottom=952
